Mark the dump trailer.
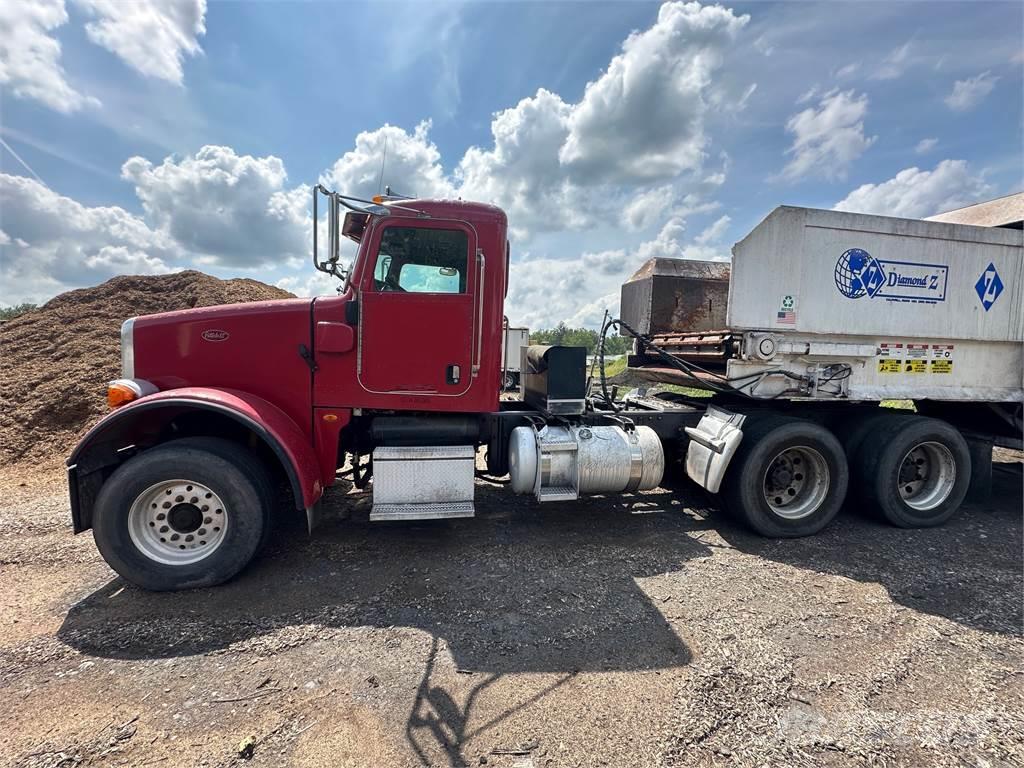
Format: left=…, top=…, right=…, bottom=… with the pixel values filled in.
left=67, top=192, right=1022, bottom=590
left=621, top=204, right=1021, bottom=533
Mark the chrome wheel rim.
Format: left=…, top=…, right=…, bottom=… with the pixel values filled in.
left=898, top=441, right=956, bottom=511
left=762, top=446, right=830, bottom=520
left=128, top=480, right=227, bottom=566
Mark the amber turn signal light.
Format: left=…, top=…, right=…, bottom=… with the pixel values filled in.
left=107, top=381, right=138, bottom=409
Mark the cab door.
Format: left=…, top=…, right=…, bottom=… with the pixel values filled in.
left=357, top=219, right=479, bottom=398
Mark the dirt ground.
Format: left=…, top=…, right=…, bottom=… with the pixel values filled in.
left=1, top=454, right=1022, bottom=768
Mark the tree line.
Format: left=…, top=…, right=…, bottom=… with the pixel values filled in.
left=530, top=323, right=631, bottom=356
left=0, top=303, right=37, bottom=322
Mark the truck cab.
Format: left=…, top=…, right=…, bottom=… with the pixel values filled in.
left=311, top=197, right=509, bottom=414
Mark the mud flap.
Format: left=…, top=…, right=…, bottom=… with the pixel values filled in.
left=684, top=406, right=746, bottom=494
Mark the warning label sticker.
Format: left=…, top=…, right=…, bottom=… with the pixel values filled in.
left=877, top=341, right=955, bottom=375
left=878, top=343, right=903, bottom=358
left=930, top=344, right=955, bottom=374
left=878, top=343, right=903, bottom=374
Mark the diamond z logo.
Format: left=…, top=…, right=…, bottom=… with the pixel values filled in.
left=834, top=248, right=948, bottom=303
left=974, top=263, right=1004, bottom=311
left=201, top=329, right=230, bottom=342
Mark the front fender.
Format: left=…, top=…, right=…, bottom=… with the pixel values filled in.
left=67, top=387, right=322, bottom=532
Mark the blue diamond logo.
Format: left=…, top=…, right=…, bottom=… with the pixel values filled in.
left=862, top=259, right=886, bottom=297
left=974, top=263, right=1004, bottom=311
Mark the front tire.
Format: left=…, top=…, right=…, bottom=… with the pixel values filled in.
left=722, top=416, right=848, bottom=538
left=92, top=439, right=270, bottom=591
left=852, top=415, right=970, bottom=528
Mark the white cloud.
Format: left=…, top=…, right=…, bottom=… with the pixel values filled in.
left=0, top=0, right=97, bottom=113
left=121, top=145, right=308, bottom=267
left=3, top=1, right=756, bottom=317
left=322, top=120, right=455, bottom=202
left=1, top=145, right=317, bottom=303
left=871, top=41, right=912, bottom=80
left=0, top=173, right=175, bottom=304
left=275, top=270, right=342, bottom=300
left=915, top=137, right=938, bottom=155
left=74, top=0, right=206, bottom=85
left=457, top=89, right=585, bottom=238
left=559, top=1, right=749, bottom=183
left=505, top=253, right=625, bottom=329
left=779, top=89, right=875, bottom=181
left=753, top=34, right=774, bottom=57
left=835, top=62, right=860, bottom=79
left=330, top=1, right=750, bottom=244
left=832, top=159, right=992, bottom=219
left=796, top=86, right=819, bottom=105
left=505, top=212, right=731, bottom=329
left=944, top=71, right=998, bottom=112
left=622, top=185, right=674, bottom=231
left=695, top=214, right=731, bottom=244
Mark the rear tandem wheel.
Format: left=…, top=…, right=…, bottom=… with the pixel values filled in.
left=849, top=414, right=971, bottom=528
left=722, top=416, right=849, bottom=538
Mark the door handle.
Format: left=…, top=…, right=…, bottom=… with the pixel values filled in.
left=446, top=364, right=461, bottom=385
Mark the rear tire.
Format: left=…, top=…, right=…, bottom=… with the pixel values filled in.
left=722, top=415, right=848, bottom=538
left=835, top=409, right=908, bottom=463
left=852, top=415, right=970, bottom=528
left=92, top=439, right=271, bottom=591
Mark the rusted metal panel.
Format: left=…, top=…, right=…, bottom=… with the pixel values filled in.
left=620, top=258, right=730, bottom=336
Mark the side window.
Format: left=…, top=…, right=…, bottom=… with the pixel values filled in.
left=370, top=226, right=469, bottom=294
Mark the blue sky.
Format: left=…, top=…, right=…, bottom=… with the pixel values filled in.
left=1, top=0, right=1021, bottom=327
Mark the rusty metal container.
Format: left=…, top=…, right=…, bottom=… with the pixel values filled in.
left=619, top=258, right=730, bottom=336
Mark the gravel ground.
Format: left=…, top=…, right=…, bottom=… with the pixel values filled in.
left=1, top=454, right=1021, bottom=768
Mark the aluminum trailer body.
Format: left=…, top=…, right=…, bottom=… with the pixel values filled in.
left=633, top=206, right=1023, bottom=403
left=726, top=206, right=1022, bottom=402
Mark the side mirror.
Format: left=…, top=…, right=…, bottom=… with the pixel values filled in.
left=312, top=185, right=347, bottom=280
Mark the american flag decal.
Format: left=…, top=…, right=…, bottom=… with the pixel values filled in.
left=777, top=310, right=795, bottom=324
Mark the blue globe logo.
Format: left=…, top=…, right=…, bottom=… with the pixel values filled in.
left=834, top=248, right=873, bottom=298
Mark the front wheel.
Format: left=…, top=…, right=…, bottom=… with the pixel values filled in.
left=722, top=416, right=848, bottom=538
left=92, top=439, right=270, bottom=591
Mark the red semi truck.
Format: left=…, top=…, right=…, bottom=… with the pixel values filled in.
left=68, top=188, right=1022, bottom=590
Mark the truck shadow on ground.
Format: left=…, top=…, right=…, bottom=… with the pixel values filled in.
left=58, top=463, right=1023, bottom=666
left=710, top=462, right=1024, bottom=637
left=58, top=485, right=708, bottom=672
left=59, top=486, right=708, bottom=765
left=56, top=467, right=1021, bottom=765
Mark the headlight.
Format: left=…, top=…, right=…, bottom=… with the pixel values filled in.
left=120, top=318, right=136, bottom=378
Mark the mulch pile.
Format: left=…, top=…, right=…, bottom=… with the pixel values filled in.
left=0, top=271, right=294, bottom=467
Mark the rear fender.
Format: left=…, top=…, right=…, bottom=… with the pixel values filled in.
left=684, top=405, right=747, bottom=493
left=67, top=387, right=322, bottom=533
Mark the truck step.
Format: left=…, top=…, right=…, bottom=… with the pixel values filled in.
left=370, top=501, right=475, bottom=521
left=538, top=486, right=578, bottom=502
